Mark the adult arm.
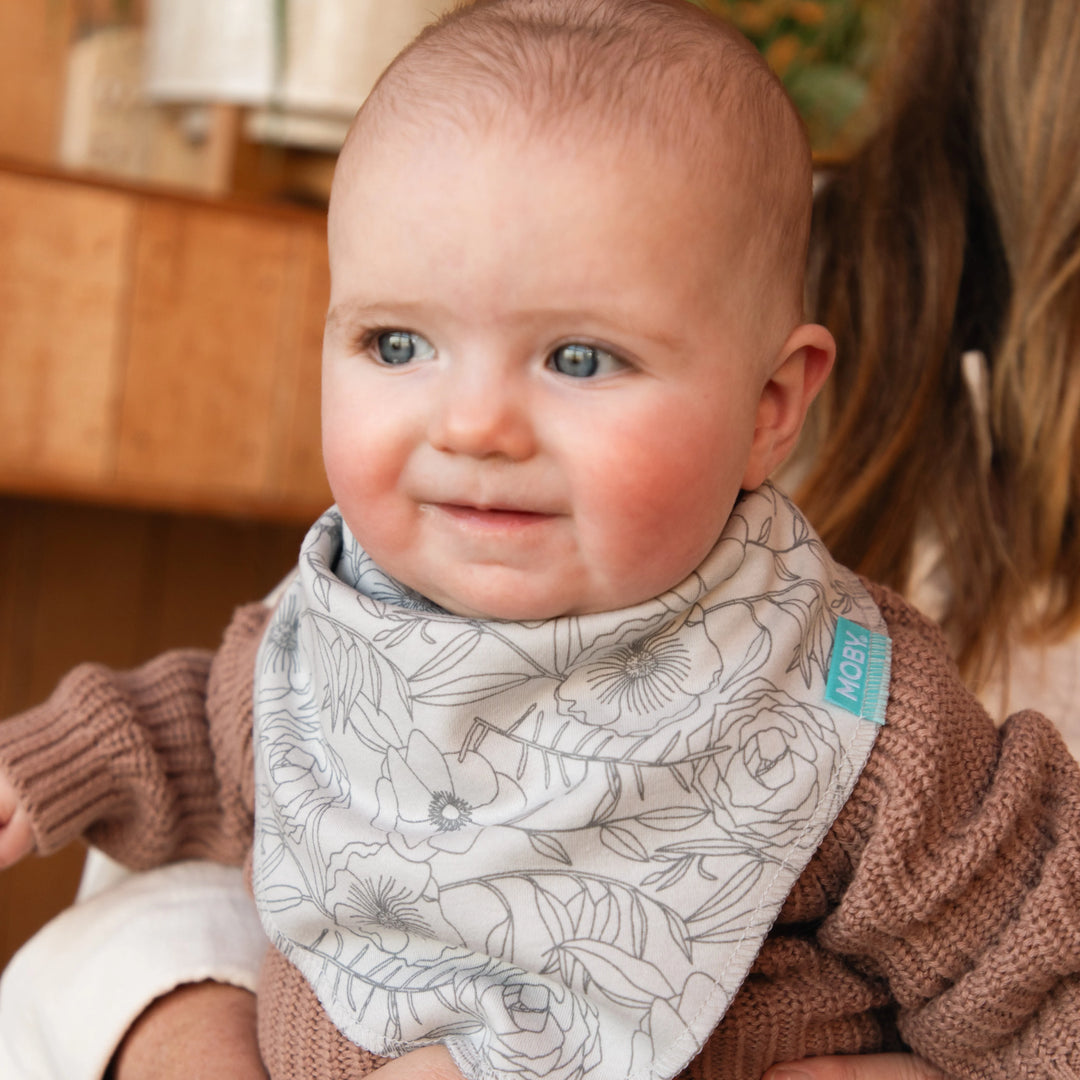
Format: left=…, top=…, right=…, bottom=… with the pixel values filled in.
left=110, top=980, right=265, bottom=1080
left=820, top=586, right=1080, bottom=1076
left=763, top=1057, right=943, bottom=1080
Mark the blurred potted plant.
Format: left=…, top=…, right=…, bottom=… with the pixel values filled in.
left=694, top=0, right=896, bottom=156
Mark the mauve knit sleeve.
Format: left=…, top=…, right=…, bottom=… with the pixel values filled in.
left=819, top=584, right=1080, bottom=1078
left=0, top=603, right=270, bottom=871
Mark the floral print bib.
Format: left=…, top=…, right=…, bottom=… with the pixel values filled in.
left=252, top=483, right=890, bottom=1080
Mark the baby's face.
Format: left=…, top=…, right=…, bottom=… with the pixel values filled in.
left=322, top=122, right=776, bottom=620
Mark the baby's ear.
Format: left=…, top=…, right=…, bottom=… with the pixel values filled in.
left=741, top=322, right=835, bottom=490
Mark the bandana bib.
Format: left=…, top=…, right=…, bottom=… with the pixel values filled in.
left=252, top=484, right=890, bottom=1080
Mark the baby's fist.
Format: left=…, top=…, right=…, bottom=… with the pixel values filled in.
left=0, top=770, right=35, bottom=867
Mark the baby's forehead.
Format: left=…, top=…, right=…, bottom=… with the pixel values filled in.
left=332, top=105, right=796, bottom=288
left=329, top=104, right=757, bottom=266
left=337, top=95, right=731, bottom=182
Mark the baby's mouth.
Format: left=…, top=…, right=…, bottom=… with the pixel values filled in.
left=427, top=502, right=554, bottom=528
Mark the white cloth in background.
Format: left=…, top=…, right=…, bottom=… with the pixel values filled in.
left=147, top=0, right=455, bottom=111
left=279, top=0, right=458, bottom=116
left=144, top=0, right=276, bottom=104
left=145, top=0, right=457, bottom=150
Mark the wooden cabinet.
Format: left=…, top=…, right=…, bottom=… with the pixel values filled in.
left=0, top=161, right=331, bottom=521
left=0, top=163, right=332, bottom=970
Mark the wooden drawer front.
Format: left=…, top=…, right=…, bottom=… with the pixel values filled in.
left=0, top=171, right=132, bottom=484
left=0, top=166, right=331, bottom=522
left=117, top=201, right=329, bottom=514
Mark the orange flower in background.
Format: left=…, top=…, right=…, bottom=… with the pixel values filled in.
left=731, top=0, right=777, bottom=34
left=789, top=1, right=828, bottom=26
left=694, top=0, right=895, bottom=154
left=765, top=32, right=802, bottom=75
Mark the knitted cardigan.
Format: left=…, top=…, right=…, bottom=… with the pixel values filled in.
left=1, top=581, right=1079, bottom=1079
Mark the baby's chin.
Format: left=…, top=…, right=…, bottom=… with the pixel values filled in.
left=414, top=574, right=662, bottom=623
left=363, top=541, right=674, bottom=622
left=424, top=590, right=577, bottom=623
left=402, top=571, right=576, bottom=622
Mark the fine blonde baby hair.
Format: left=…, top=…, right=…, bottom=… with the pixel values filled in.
left=340, top=0, right=815, bottom=334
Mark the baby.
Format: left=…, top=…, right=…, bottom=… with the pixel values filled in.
left=2, top=2, right=1079, bottom=1079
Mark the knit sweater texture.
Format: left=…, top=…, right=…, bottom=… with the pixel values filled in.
left=1, top=582, right=1078, bottom=1079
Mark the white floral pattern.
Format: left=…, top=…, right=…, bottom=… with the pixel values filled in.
left=252, top=483, right=890, bottom=1080
left=554, top=609, right=723, bottom=736
left=373, top=730, right=528, bottom=860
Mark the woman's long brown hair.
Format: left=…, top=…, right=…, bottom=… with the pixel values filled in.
left=798, top=0, right=1080, bottom=688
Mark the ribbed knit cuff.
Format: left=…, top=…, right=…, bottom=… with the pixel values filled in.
left=0, top=651, right=213, bottom=857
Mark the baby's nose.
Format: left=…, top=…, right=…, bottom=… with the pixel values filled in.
left=428, top=363, right=535, bottom=460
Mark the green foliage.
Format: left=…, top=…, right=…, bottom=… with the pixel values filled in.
left=692, top=0, right=895, bottom=154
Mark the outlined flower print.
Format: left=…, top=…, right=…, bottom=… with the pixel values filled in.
left=458, top=973, right=602, bottom=1080
left=373, top=730, right=528, bottom=860
left=688, top=680, right=838, bottom=846
left=325, top=847, right=464, bottom=957
left=337, top=529, right=443, bottom=614
left=259, top=694, right=351, bottom=843
left=263, top=594, right=302, bottom=678
left=637, top=972, right=724, bottom=1077
left=309, top=612, right=413, bottom=751
left=555, top=608, right=722, bottom=737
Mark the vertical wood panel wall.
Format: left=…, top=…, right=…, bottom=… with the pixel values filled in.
left=0, top=499, right=308, bottom=972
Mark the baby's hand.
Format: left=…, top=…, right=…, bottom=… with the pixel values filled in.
left=374, top=1046, right=464, bottom=1079
left=0, top=768, right=35, bottom=867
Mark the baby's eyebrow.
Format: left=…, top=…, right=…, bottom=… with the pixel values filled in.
left=324, top=300, right=685, bottom=353
left=512, top=306, right=686, bottom=352
left=324, top=300, right=430, bottom=334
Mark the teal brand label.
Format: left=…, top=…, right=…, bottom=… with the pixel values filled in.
left=825, top=617, right=891, bottom=725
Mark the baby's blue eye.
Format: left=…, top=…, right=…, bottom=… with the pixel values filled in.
left=375, top=330, right=434, bottom=365
left=548, top=343, right=622, bottom=378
